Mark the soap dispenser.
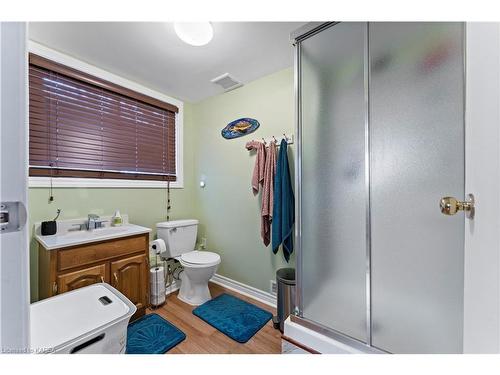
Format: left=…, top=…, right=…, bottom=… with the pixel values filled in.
left=112, top=210, right=123, bottom=226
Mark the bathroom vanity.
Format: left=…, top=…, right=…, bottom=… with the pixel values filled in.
left=36, top=216, right=151, bottom=321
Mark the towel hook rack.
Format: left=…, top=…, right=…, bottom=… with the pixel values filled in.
left=246, top=133, right=293, bottom=150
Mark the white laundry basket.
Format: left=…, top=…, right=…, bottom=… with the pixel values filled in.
left=30, top=283, right=136, bottom=354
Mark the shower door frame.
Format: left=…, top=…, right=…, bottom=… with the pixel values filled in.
left=291, top=21, right=469, bottom=354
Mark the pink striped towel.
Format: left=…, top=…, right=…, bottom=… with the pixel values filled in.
left=245, top=140, right=266, bottom=195
left=261, top=141, right=277, bottom=247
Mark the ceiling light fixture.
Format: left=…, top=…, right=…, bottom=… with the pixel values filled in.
left=173, top=22, right=214, bottom=46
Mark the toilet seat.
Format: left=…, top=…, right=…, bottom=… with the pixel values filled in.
left=179, top=251, right=221, bottom=268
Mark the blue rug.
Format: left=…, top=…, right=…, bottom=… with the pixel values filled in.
left=192, top=293, right=273, bottom=343
left=126, top=313, right=186, bottom=354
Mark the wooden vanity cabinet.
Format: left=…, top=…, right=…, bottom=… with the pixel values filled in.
left=110, top=254, right=148, bottom=314
left=57, top=263, right=109, bottom=294
left=38, top=233, right=150, bottom=320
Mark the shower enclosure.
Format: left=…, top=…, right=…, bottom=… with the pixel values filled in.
left=292, top=22, right=465, bottom=353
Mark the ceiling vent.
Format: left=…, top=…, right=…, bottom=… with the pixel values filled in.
left=211, top=73, right=243, bottom=92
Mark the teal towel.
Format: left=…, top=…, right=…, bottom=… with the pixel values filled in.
left=272, top=139, right=295, bottom=262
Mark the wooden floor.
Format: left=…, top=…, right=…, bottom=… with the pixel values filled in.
left=146, top=282, right=282, bottom=354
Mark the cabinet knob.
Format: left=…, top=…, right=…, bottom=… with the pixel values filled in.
left=113, top=272, right=119, bottom=284
left=100, top=276, right=104, bottom=283
left=52, top=282, right=58, bottom=294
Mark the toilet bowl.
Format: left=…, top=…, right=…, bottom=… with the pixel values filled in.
left=177, top=251, right=221, bottom=305
left=156, top=220, right=222, bottom=306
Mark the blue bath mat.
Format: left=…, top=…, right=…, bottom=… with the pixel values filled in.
left=126, top=313, right=186, bottom=354
left=192, top=293, right=273, bottom=343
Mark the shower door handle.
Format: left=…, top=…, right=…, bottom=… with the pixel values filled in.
left=439, top=194, right=475, bottom=219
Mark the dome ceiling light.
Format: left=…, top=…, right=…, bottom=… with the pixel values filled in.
left=174, top=22, right=214, bottom=46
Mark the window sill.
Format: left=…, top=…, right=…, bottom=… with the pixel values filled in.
left=29, top=177, right=184, bottom=189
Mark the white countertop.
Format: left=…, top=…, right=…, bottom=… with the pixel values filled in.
left=35, top=214, right=151, bottom=250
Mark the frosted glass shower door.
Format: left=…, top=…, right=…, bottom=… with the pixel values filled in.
left=369, top=23, right=464, bottom=353
left=300, top=22, right=368, bottom=342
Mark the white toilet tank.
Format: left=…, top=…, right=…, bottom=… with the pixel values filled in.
left=156, top=219, right=198, bottom=258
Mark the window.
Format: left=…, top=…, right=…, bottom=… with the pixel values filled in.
left=29, top=54, right=178, bottom=182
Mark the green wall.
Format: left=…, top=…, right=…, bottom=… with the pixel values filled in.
left=29, top=68, right=295, bottom=301
left=191, top=68, right=295, bottom=293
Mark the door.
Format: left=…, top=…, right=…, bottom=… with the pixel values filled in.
left=57, top=263, right=108, bottom=294
left=369, top=22, right=464, bottom=354
left=111, top=254, right=148, bottom=317
left=0, top=22, right=29, bottom=352
left=300, top=22, right=368, bottom=342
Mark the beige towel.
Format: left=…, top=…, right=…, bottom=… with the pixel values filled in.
left=246, top=140, right=266, bottom=195
left=261, top=141, right=277, bottom=247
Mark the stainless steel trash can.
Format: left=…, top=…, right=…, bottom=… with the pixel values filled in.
left=273, top=268, right=296, bottom=333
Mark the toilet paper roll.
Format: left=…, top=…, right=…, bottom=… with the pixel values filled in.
left=149, top=239, right=166, bottom=256
left=150, top=266, right=166, bottom=306
left=149, top=267, right=165, bottom=290
left=149, top=268, right=165, bottom=291
left=150, top=266, right=165, bottom=279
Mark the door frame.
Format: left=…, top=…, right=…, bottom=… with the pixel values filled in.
left=463, top=22, right=500, bottom=353
left=0, top=22, right=30, bottom=353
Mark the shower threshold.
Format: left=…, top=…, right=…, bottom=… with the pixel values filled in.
left=284, top=315, right=385, bottom=354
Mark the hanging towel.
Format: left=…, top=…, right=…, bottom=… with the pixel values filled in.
left=272, top=139, right=295, bottom=262
left=245, top=140, right=266, bottom=195
left=261, top=141, right=277, bottom=247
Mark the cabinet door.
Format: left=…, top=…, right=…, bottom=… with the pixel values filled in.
left=57, top=263, right=108, bottom=294
left=111, top=254, right=148, bottom=316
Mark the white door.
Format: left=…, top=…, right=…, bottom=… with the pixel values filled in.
left=0, top=22, right=29, bottom=353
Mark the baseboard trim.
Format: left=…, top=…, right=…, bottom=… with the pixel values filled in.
left=210, top=273, right=277, bottom=308
left=164, top=273, right=277, bottom=308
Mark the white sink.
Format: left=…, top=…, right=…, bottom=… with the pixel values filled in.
left=35, top=215, right=151, bottom=250
left=62, top=226, right=129, bottom=238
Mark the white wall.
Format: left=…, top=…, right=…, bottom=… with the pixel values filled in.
left=463, top=22, right=500, bottom=353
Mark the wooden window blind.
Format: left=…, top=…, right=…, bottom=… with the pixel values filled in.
left=29, top=54, right=178, bottom=181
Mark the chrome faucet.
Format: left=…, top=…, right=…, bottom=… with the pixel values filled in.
left=72, top=214, right=108, bottom=230
left=87, top=214, right=108, bottom=230
left=72, top=214, right=107, bottom=231
left=87, top=214, right=100, bottom=230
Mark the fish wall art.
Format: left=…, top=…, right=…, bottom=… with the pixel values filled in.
left=221, top=118, right=260, bottom=139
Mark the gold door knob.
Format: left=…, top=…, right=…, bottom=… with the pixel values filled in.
left=439, top=194, right=475, bottom=219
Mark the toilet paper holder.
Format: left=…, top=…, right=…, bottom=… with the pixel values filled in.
left=149, top=238, right=166, bottom=255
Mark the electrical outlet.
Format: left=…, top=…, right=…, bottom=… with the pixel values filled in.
left=270, top=280, right=277, bottom=295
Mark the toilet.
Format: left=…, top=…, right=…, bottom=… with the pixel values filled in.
left=156, top=219, right=221, bottom=306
